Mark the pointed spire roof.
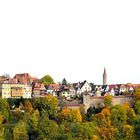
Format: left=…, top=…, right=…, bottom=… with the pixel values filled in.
left=103, top=67, right=107, bottom=75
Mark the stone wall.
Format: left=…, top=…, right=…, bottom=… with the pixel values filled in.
left=83, top=94, right=134, bottom=113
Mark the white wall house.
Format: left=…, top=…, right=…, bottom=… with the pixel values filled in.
left=119, top=85, right=127, bottom=93
left=81, top=82, right=92, bottom=92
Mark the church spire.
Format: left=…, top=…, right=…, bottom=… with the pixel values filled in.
left=103, top=67, right=107, bottom=85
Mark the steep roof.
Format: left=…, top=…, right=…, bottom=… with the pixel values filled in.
left=13, top=73, right=33, bottom=84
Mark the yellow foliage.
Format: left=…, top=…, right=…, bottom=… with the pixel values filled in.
left=70, top=109, right=82, bottom=122
left=60, top=108, right=82, bottom=122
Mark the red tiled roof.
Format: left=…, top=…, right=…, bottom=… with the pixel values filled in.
left=108, top=85, right=115, bottom=91
left=13, top=73, right=36, bottom=84
left=48, top=84, right=60, bottom=90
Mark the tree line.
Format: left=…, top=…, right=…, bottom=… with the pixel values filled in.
left=0, top=89, right=140, bottom=140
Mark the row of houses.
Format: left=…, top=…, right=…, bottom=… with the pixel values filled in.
left=0, top=73, right=46, bottom=99
left=46, top=80, right=139, bottom=99
left=0, top=73, right=139, bottom=99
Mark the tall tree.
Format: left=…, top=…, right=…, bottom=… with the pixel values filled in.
left=62, top=78, right=67, bottom=85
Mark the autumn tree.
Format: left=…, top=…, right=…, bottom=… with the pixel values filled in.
left=123, top=102, right=136, bottom=124
left=98, top=127, right=117, bottom=140
left=92, top=107, right=111, bottom=128
left=60, top=108, right=82, bottom=122
left=104, top=95, right=112, bottom=107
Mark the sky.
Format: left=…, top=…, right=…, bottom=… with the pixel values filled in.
left=0, top=0, right=140, bottom=84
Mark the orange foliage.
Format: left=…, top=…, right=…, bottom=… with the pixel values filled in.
left=101, top=107, right=111, bottom=117
left=123, top=102, right=130, bottom=111
left=98, top=127, right=116, bottom=140
left=94, top=107, right=111, bottom=127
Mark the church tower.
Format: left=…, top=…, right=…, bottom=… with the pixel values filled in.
left=103, top=68, right=107, bottom=85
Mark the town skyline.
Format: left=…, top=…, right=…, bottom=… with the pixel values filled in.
left=0, top=1, right=140, bottom=84
left=0, top=67, right=139, bottom=85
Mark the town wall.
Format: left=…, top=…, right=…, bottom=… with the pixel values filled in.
left=83, top=95, right=134, bottom=113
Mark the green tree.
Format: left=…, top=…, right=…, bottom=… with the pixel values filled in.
left=62, top=78, right=67, bottom=85
left=70, top=122, right=95, bottom=140
left=13, top=121, right=28, bottom=140
left=0, top=108, right=10, bottom=122
left=110, top=105, right=127, bottom=127
left=0, top=99, right=10, bottom=122
left=38, top=115, right=59, bottom=140
left=135, top=100, right=140, bottom=114
left=24, top=109, right=40, bottom=139
left=0, top=99, right=10, bottom=110
left=133, top=115, right=140, bottom=138
left=104, top=95, right=112, bottom=107
left=34, top=95, right=58, bottom=119
left=41, top=75, right=55, bottom=85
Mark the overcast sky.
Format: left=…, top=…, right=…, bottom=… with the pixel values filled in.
left=0, top=0, right=140, bottom=84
